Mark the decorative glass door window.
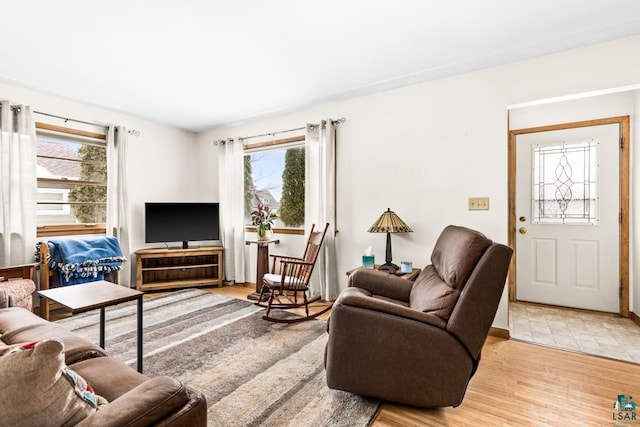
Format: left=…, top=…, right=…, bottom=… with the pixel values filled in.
left=532, top=140, right=598, bottom=224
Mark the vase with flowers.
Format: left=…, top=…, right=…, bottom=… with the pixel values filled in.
left=251, top=201, right=277, bottom=241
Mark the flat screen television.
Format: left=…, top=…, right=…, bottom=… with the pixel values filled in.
left=145, top=202, right=220, bottom=249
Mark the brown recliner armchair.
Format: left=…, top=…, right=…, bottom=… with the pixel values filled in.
left=325, top=225, right=513, bottom=408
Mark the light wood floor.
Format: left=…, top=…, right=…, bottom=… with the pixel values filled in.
left=210, top=283, right=640, bottom=426
left=53, top=283, right=640, bottom=426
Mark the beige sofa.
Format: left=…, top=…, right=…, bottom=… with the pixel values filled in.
left=0, top=290, right=207, bottom=426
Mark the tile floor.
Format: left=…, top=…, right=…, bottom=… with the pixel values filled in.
left=509, top=302, right=640, bottom=364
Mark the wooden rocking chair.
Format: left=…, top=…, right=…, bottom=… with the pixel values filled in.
left=257, top=223, right=330, bottom=323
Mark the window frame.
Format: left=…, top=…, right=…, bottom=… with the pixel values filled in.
left=35, top=122, right=108, bottom=237
left=243, top=134, right=306, bottom=236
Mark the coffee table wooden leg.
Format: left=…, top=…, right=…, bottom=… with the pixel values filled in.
left=137, top=296, right=143, bottom=373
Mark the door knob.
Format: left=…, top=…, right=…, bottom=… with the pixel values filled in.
left=519, top=227, right=527, bottom=234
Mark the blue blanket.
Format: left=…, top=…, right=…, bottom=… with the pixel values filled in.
left=36, top=236, right=126, bottom=286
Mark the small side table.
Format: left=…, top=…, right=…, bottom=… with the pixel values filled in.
left=38, top=280, right=144, bottom=373
left=346, top=265, right=421, bottom=281
left=245, top=239, right=280, bottom=301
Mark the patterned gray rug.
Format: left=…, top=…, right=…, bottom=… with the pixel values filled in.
left=56, top=288, right=381, bottom=426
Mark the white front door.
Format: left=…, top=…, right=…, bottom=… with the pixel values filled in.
left=515, top=124, right=620, bottom=312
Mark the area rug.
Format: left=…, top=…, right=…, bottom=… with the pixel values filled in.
left=55, top=289, right=382, bottom=426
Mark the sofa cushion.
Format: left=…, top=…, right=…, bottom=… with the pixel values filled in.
left=409, top=265, right=459, bottom=320
left=0, top=307, right=106, bottom=364
left=430, top=225, right=492, bottom=289
left=0, top=338, right=107, bottom=427
left=69, top=355, right=148, bottom=402
left=76, top=376, right=191, bottom=427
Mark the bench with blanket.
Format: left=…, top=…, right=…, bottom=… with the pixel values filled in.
left=36, top=236, right=127, bottom=319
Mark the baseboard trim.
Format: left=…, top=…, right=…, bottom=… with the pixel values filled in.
left=631, top=311, right=640, bottom=327
left=489, top=327, right=510, bottom=339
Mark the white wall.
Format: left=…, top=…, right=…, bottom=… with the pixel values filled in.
left=509, top=91, right=637, bottom=128
left=196, top=34, right=640, bottom=329
left=0, top=81, right=198, bottom=264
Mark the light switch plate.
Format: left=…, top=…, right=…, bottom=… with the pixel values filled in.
left=468, top=197, right=490, bottom=210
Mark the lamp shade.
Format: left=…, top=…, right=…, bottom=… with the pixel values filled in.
left=368, top=208, right=413, bottom=233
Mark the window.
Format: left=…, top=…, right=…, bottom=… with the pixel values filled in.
left=244, top=136, right=305, bottom=232
left=532, top=140, right=598, bottom=224
left=35, top=123, right=108, bottom=237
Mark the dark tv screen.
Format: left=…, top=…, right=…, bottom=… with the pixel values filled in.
left=145, top=202, right=220, bottom=248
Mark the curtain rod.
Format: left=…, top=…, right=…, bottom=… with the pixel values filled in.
left=213, top=117, right=346, bottom=145
left=2, top=106, right=140, bottom=135
left=34, top=110, right=108, bottom=130
left=240, top=125, right=305, bottom=142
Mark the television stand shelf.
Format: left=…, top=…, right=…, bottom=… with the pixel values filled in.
left=135, top=246, right=223, bottom=291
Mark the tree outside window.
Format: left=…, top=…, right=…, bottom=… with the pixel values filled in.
left=35, top=125, right=108, bottom=236
left=244, top=145, right=305, bottom=228
left=68, top=145, right=107, bottom=223
left=279, top=147, right=305, bottom=227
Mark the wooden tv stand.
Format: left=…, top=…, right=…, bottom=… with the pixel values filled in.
left=135, top=246, right=223, bottom=291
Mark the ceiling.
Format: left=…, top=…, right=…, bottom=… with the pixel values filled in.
left=2, top=0, right=640, bottom=133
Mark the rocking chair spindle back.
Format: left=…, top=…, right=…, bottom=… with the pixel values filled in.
left=257, top=223, right=331, bottom=323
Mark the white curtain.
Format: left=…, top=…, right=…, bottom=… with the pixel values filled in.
left=106, top=126, right=131, bottom=286
left=218, top=138, right=246, bottom=283
left=0, top=101, right=37, bottom=267
left=305, top=120, right=338, bottom=300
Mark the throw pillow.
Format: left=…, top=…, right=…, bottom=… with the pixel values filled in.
left=0, top=338, right=107, bottom=427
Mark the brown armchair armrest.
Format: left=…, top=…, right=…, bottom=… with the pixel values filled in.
left=347, top=268, right=414, bottom=302
left=77, top=376, right=193, bottom=427
left=338, top=287, right=446, bottom=329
